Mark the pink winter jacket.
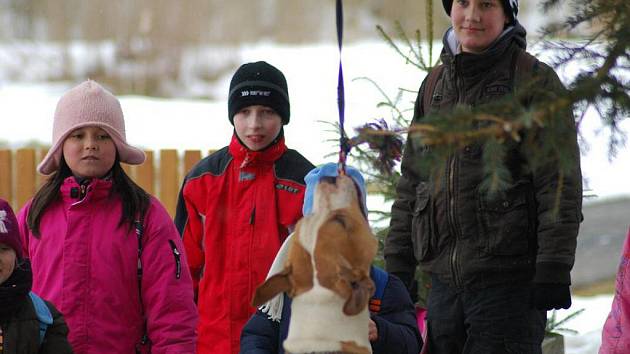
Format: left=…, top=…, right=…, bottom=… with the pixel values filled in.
left=600, top=228, right=630, bottom=354
left=17, top=177, right=198, bottom=354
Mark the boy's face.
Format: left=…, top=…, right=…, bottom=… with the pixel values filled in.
left=233, top=105, right=283, bottom=151
left=62, top=126, right=117, bottom=178
left=0, top=243, right=16, bottom=285
left=452, top=0, right=508, bottom=54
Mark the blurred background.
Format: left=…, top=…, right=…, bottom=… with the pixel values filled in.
left=0, top=0, right=569, bottom=97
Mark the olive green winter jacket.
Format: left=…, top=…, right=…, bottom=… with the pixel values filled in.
left=384, top=23, right=582, bottom=291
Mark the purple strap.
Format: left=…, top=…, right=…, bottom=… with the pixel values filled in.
left=336, top=0, right=350, bottom=175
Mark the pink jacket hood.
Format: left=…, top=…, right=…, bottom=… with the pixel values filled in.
left=18, top=177, right=198, bottom=353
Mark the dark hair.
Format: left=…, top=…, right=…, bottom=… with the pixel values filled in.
left=27, top=156, right=150, bottom=236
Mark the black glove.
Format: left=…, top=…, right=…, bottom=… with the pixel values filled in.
left=532, top=283, right=572, bottom=310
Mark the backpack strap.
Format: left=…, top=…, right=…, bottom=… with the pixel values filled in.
left=28, top=292, right=53, bottom=346
left=422, top=64, right=446, bottom=116
left=369, top=267, right=389, bottom=313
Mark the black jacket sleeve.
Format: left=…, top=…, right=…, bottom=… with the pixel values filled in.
left=522, top=62, right=583, bottom=285
left=370, top=274, right=422, bottom=354
left=41, top=301, right=74, bottom=354
left=239, top=309, right=280, bottom=354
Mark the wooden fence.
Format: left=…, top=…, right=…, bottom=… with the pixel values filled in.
left=0, top=148, right=215, bottom=217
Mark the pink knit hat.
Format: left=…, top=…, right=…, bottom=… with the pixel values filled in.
left=0, top=199, right=23, bottom=259
left=37, top=80, right=145, bottom=175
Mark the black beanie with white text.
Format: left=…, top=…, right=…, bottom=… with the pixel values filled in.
left=227, top=61, right=290, bottom=125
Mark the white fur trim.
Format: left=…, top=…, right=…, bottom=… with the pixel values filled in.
left=259, top=233, right=293, bottom=322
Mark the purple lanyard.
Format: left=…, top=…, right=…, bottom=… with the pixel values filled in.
left=336, top=0, right=350, bottom=175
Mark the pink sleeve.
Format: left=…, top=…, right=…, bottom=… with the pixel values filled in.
left=16, top=200, right=33, bottom=258
left=600, top=228, right=630, bottom=354
left=141, top=200, right=198, bottom=354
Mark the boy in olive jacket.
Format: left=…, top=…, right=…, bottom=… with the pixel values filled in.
left=384, top=0, right=582, bottom=352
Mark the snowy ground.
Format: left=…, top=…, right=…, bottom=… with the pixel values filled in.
left=557, top=294, right=613, bottom=353
left=0, top=40, right=626, bottom=353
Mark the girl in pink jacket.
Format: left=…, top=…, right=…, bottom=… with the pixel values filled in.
left=17, top=80, right=198, bottom=354
left=600, top=228, right=630, bottom=353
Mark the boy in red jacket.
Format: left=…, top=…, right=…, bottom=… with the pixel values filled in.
left=175, top=61, right=314, bottom=354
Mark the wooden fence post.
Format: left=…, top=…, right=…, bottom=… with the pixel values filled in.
left=183, top=150, right=202, bottom=176
left=121, top=163, right=133, bottom=177
left=5, top=148, right=217, bottom=216
left=136, top=150, right=154, bottom=195
left=159, top=149, right=179, bottom=217
left=36, top=148, right=50, bottom=190
left=0, top=150, right=12, bottom=205
left=16, top=148, right=36, bottom=210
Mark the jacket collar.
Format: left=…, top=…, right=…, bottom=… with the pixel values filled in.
left=441, top=21, right=527, bottom=78
left=228, top=133, right=287, bottom=168
left=60, top=176, right=113, bottom=203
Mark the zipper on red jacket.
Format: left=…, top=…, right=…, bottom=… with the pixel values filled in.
left=246, top=202, right=256, bottom=338
left=168, top=240, right=182, bottom=279
left=249, top=207, right=256, bottom=225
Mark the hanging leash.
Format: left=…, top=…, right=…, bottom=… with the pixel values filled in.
left=334, top=0, right=403, bottom=177
left=336, top=0, right=351, bottom=176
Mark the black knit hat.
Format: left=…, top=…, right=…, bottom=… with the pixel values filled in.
left=442, top=0, right=518, bottom=25
left=228, top=61, right=290, bottom=125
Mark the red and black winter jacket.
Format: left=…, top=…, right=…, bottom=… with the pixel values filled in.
left=174, top=134, right=314, bottom=354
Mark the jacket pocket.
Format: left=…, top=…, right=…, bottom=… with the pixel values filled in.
left=477, top=191, right=531, bottom=256
left=411, top=182, right=434, bottom=262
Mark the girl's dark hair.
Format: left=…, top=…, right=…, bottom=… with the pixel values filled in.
left=27, top=155, right=150, bottom=236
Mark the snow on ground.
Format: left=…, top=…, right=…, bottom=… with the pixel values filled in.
left=0, top=40, right=626, bottom=353
left=557, top=294, right=614, bottom=354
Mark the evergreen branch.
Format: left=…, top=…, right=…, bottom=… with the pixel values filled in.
left=545, top=308, right=585, bottom=335
left=376, top=25, right=423, bottom=70
left=353, top=76, right=405, bottom=119
left=480, top=138, right=512, bottom=196
left=406, top=112, right=538, bottom=147
left=394, top=21, right=425, bottom=68
left=352, top=119, right=404, bottom=175
left=595, top=40, right=626, bottom=81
